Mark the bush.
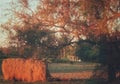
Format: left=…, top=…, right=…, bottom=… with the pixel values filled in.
left=51, top=58, right=72, bottom=63
left=0, top=50, right=7, bottom=59
left=75, top=42, right=100, bottom=62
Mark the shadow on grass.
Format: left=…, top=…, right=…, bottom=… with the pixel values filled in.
left=0, top=77, right=107, bottom=84
left=0, top=59, right=115, bottom=84
left=0, top=59, right=107, bottom=84
left=91, top=64, right=120, bottom=84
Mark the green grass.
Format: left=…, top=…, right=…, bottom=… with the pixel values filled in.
left=0, top=59, right=107, bottom=84
left=48, top=63, right=100, bottom=73
left=0, top=79, right=107, bottom=84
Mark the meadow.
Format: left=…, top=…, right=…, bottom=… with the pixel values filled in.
left=0, top=59, right=108, bottom=84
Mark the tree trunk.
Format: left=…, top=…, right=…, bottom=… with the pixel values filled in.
left=108, top=64, right=116, bottom=82
left=45, top=61, right=52, bottom=79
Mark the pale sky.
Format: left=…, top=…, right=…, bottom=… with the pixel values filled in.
left=0, top=0, right=12, bottom=24
left=0, top=0, right=11, bottom=47
left=0, top=0, right=39, bottom=47
left=0, top=0, right=39, bottom=24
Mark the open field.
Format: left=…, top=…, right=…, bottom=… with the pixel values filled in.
left=48, top=62, right=108, bottom=80
left=48, top=62, right=100, bottom=73
left=0, top=60, right=120, bottom=84
left=0, top=78, right=107, bottom=84
left=0, top=59, right=109, bottom=84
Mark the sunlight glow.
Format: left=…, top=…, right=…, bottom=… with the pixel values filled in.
left=0, top=0, right=40, bottom=47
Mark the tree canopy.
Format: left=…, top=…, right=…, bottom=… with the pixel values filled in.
left=1, top=0, right=120, bottom=81
left=1, top=0, right=119, bottom=62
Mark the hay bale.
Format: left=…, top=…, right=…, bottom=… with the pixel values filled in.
left=2, top=58, right=46, bottom=82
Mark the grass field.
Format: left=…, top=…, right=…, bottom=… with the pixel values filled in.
left=0, top=59, right=108, bottom=84
left=48, top=62, right=100, bottom=73
left=0, top=78, right=107, bottom=84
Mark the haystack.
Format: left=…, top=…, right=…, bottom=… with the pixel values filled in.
left=2, top=58, right=46, bottom=82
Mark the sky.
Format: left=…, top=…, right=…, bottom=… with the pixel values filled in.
left=0, top=0, right=39, bottom=47
left=0, top=0, right=12, bottom=47
left=0, top=0, right=39, bottom=24
left=0, top=0, right=11, bottom=24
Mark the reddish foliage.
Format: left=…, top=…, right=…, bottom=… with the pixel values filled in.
left=1, top=48, right=11, bottom=55
left=2, top=58, right=46, bottom=82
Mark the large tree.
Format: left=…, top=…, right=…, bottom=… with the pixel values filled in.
left=1, top=0, right=120, bottom=81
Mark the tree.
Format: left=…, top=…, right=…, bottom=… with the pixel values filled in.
left=75, top=0, right=120, bottom=81
left=1, top=0, right=120, bottom=81
left=75, top=42, right=100, bottom=62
